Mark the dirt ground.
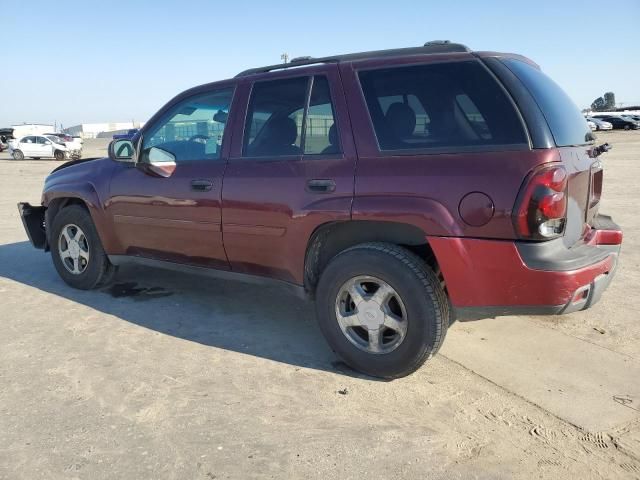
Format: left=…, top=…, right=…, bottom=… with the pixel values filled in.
left=0, top=133, right=639, bottom=479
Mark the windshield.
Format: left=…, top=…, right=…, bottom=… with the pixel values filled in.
left=46, top=135, right=65, bottom=144
left=502, top=58, right=593, bottom=146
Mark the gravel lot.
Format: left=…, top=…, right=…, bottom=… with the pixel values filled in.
left=1, top=133, right=639, bottom=479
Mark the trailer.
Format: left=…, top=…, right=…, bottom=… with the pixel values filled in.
left=10, top=124, right=55, bottom=140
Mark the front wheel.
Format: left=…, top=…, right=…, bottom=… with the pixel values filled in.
left=50, top=205, right=117, bottom=289
left=54, top=150, right=65, bottom=161
left=315, top=242, right=449, bottom=379
left=12, top=150, right=24, bottom=160
left=624, top=125, right=631, bottom=131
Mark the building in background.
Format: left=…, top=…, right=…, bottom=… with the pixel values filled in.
left=10, top=123, right=54, bottom=139
left=64, top=121, right=145, bottom=139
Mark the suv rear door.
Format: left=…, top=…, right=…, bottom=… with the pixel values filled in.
left=222, top=65, right=357, bottom=284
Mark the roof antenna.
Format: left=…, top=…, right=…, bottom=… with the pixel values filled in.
left=280, top=53, right=289, bottom=64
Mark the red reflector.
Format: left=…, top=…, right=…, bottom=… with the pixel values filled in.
left=595, top=229, right=623, bottom=246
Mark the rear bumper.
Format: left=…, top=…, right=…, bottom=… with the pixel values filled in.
left=429, top=214, right=622, bottom=320
left=17, top=202, right=47, bottom=249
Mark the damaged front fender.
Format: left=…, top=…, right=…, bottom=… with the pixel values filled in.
left=17, top=202, right=47, bottom=250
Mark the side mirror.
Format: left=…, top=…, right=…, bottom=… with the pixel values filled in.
left=44, top=141, right=52, bottom=145
left=137, top=146, right=176, bottom=178
left=108, top=139, right=135, bottom=162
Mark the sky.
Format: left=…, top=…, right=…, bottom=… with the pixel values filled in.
left=1, top=0, right=639, bottom=128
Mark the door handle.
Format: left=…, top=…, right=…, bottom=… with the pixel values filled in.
left=306, top=179, right=336, bottom=193
left=191, top=179, right=214, bottom=192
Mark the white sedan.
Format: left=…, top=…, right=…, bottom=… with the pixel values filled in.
left=8, top=135, right=74, bottom=161
left=586, top=118, right=613, bottom=131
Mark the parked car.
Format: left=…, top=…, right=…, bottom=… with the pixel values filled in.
left=113, top=128, right=139, bottom=140
left=18, top=42, right=622, bottom=378
left=592, top=115, right=640, bottom=130
left=8, top=135, right=73, bottom=160
left=586, top=117, right=613, bottom=131
left=43, top=133, right=83, bottom=158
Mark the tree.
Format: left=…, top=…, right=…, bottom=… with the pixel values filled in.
left=591, top=96, right=606, bottom=111
left=604, top=92, right=616, bottom=110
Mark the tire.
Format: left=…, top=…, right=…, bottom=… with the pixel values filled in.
left=54, top=150, right=65, bottom=161
left=50, top=205, right=117, bottom=290
left=12, top=150, right=24, bottom=160
left=315, top=242, right=449, bottom=379
left=624, top=125, right=630, bottom=131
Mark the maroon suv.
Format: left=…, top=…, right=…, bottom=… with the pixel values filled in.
left=18, top=41, right=622, bottom=378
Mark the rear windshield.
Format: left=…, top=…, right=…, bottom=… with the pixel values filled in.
left=501, top=59, right=592, bottom=147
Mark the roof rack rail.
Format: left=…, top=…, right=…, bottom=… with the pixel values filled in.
left=235, top=41, right=470, bottom=77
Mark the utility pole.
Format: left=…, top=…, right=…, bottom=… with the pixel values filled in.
left=280, top=53, right=289, bottom=64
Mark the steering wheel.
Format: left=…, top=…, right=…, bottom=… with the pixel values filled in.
left=188, top=134, right=209, bottom=143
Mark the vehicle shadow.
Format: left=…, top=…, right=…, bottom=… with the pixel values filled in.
left=0, top=241, right=373, bottom=379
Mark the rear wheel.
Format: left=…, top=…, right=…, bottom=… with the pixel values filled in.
left=50, top=205, right=117, bottom=289
left=12, top=150, right=24, bottom=160
left=54, top=150, right=65, bottom=161
left=315, top=242, right=449, bottom=379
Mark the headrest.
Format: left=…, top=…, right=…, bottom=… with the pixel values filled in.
left=385, top=103, right=416, bottom=138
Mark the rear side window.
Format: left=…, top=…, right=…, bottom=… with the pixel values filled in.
left=243, top=75, right=341, bottom=157
left=304, top=76, right=340, bottom=155
left=244, top=77, right=308, bottom=157
left=501, top=59, right=592, bottom=147
left=359, top=61, right=527, bottom=152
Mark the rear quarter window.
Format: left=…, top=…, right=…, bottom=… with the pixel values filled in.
left=501, top=59, right=592, bottom=147
left=358, top=60, right=528, bottom=153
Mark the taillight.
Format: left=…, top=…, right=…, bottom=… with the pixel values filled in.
left=513, top=165, right=568, bottom=240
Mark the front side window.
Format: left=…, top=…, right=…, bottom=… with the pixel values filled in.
left=243, top=75, right=341, bottom=157
left=359, top=61, right=528, bottom=152
left=142, top=87, right=234, bottom=163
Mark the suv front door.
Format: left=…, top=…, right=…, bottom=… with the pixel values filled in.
left=222, top=67, right=357, bottom=284
left=106, top=84, right=236, bottom=268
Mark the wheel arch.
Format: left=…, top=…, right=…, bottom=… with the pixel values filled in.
left=43, top=186, right=113, bottom=253
left=303, top=220, right=441, bottom=295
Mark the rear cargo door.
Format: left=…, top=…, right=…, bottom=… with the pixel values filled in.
left=498, top=58, right=600, bottom=246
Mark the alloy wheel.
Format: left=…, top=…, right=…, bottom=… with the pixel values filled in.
left=58, top=224, right=90, bottom=275
left=335, top=275, right=408, bottom=354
